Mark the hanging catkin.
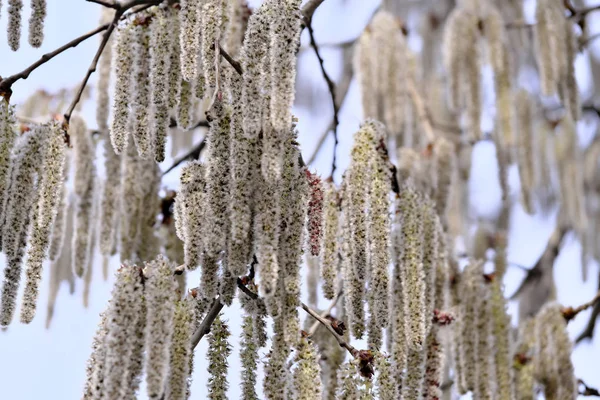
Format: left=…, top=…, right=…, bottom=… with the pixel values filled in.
left=82, top=313, right=108, bottom=400
left=205, top=100, right=231, bottom=257
left=149, top=6, right=172, bottom=162
left=0, top=102, right=17, bottom=224
left=240, top=3, right=269, bottom=139
left=71, top=116, right=96, bottom=277
left=516, top=90, right=535, bottom=214
left=0, top=126, right=45, bottom=327
left=103, top=264, right=144, bottom=399
left=292, top=338, right=323, bottom=400
left=355, top=27, right=378, bottom=120
left=168, top=11, right=182, bottom=112
left=119, top=136, right=143, bottom=262
left=179, top=0, right=203, bottom=81
left=131, top=20, right=153, bottom=158
left=28, top=0, right=46, bottom=47
left=269, top=0, right=301, bottom=132
left=561, top=21, right=580, bottom=121
left=176, top=80, right=194, bottom=130
left=120, top=281, right=147, bottom=399
left=201, top=0, right=223, bottom=93
left=514, top=319, right=535, bottom=400
left=336, top=361, right=361, bottom=399
left=48, top=156, right=70, bottom=262
left=320, top=180, right=339, bottom=300
left=166, top=297, right=195, bottom=400
left=177, top=161, right=206, bottom=271
left=490, top=278, right=514, bottom=400
left=111, top=20, right=134, bottom=153
left=227, top=69, right=257, bottom=276
left=7, top=0, right=23, bottom=51
left=240, top=314, right=259, bottom=400
left=207, top=315, right=232, bottom=400
left=96, top=8, right=114, bottom=133
left=432, top=137, right=455, bottom=221
left=20, top=122, right=66, bottom=324
left=223, top=0, right=245, bottom=58
left=306, top=171, right=324, bottom=257
left=263, top=316, right=290, bottom=399
left=99, top=133, right=121, bottom=259
left=474, top=278, right=492, bottom=400
left=534, top=0, right=563, bottom=96
left=145, top=255, right=177, bottom=399
left=371, top=11, right=397, bottom=123
left=390, top=202, right=407, bottom=392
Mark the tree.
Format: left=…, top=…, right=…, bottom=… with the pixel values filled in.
left=0, top=0, right=599, bottom=399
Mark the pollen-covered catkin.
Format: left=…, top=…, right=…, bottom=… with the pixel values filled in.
left=442, top=8, right=470, bottom=111
left=490, top=278, right=514, bottom=400
left=432, top=137, right=455, bottom=220
left=269, top=0, right=302, bottom=132
left=514, top=320, right=535, bottom=400
left=20, top=122, right=66, bottom=324
left=223, top=0, right=244, bottom=57
left=166, top=298, right=195, bottom=400
left=71, top=116, right=96, bottom=278
left=207, top=315, right=232, bottom=400
left=179, top=0, right=203, bottom=81
left=354, top=28, right=378, bottom=119
left=103, top=264, right=144, bottom=399
left=0, top=102, right=17, bottom=224
left=177, top=161, right=206, bottom=271
left=145, top=255, right=177, bottom=399
left=420, top=198, right=438, bottom=335
left=398, top=183, right=426, bottom=350
left=120, top=285, right=147, bottom=399
left=390, top=205, right=406, bottom=391
left=168, top=12, right=181, bottom=112
left=460, top=259, right=484, bottom=392
left=263, top=316, right=290, bottom=399
left=375, top=352, right=397, bottom=400
left=48, top=158, right=70, bottom=262
left=292, top=338, right=323, bottom=400
left=82, top=313, right=108, bottom=399
left=240, top=4, right=270, bottom=139
left=99, top=134, right=121, bottom=258
left=321, top=181, right=339, bottom=300
left=201, top=0, right=223, bottom=93
left=149, top=6, right=172, bottom=162
left=111, top=21, right=134, bottom=153
left=336, top=361, right=360, bottom=399
left=0, top=127, right=45, bottom=326
left=475, top=279, right=492, bottom=400
left=534, top=0, right=558, bottom=96
left=176, top=80, right=194, bottom=130
left=7, top=0, right=23, bottom=51
left=240, top=314, right=259, bottom=400
left=28, top=0, right=46, bottom=47
left=96, top=8, right=114, bottom=133
left=402, top=346, right=425, bottom=400
left=131, top=21, right=153, bottom=158
left=205, top=100, right=231, bottom=257
left=306, top=171, right=324, bottom=257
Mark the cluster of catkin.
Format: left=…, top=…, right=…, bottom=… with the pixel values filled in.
left=3, top=0, right=46, bottom=51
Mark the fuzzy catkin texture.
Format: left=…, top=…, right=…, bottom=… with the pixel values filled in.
left=432, top=137, right=455, bottom=222
left=82, top=313, right=108, bottom=399
left=269, top=0, right=302, bottom=132
left=0, top=102, right=17, bottom=225
left=149, top=6, right=172, bottom=162
left=99, top=134, right=121, bottom=256
left=103, top=265, right=144, bottom=399
left=490, top=280, right=514, bottom=400
left=145, top=255, right=177, bottom=399
left=166, top=298, right=195, bottom=400
left=375, top=353, right=397, bottom=400
left=442, top=8, right=470, bottom=112
left=28, top=0, right=45, bottom=47
left=240, top=314, right=259, bottom=400
left=177, top=161, right=206, bottom=271
left=398, top=183, right=426, bottom=350
left=176, top=80, right=194, bottom=130
left=223, top=0, right=244, bottom=57
left=263, top=316, right=290, bottom=400
left=20, top=122, right=66, bottom=324
left=463, top=16, right=482, bottom=142
left=179, top=0, right=203, bottom=81
left=402, top=346, right=425, bottom=400
left=389, top=207, right=407, bottom=391
left=48, top=159, right=69, bottom=262
left=111, top=21, right=134, bottom=154
left=534, top=0, right=558, bottom=96
left=7, top=0, right=23, bottom=51
left=96, top=8, right=114, bottom=132
left=119, top=136, right=144, bottom=263
left=201, top=0, right=223, bottom=93
left=372, top=11, right=397, bottom=121
left=240, top=4, right=270, bottom=139
left=293, top=338, right=323, bottom=400
left=168, top=11, right=182, bottom=112
left=336, top=361, right=360, bottom=400
left=341, top=203, right=365, bottom=338
left=205, top=101, right=231, bottom=257
left=321, top=181, right=339, bottom=300
left=514, top=320, right=535, bottom=400
left=420, top=198, right=438, bottom=335
left=207, top=315, right=232, bottom=400
left=306, top=171, right=324, bottom=257
left=71, top=116, right=96, bottom=278
left=474, top=280, right=492, bottom=400
left=131, top=22, right=153, bottom=159
left=120, top=292, right=147, bottom=398
left=355, top=29, right=378, bottom=120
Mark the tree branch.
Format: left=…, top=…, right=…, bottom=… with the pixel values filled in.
left=87, top=0, right=119, bottom=8
left=304, top=14, right=339, bottom=178
left=563, top=290, right=600, bottom=322
left=579, top=379, right=600, bottom=397
left=307, top=289, right=343, bottom=336
left=189, top=297, right=224, bottom=350
left=576, top=276, right=600, bottom=343
left=161, top=136, right=207, bottom=176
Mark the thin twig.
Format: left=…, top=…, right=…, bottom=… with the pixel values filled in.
left=579, top=379, right=600, bottom=397
left=161, top=137, right=207, bottom=176
left=580, top=32, right=600, bottom=49
left=301, top=301, right=359, bottom=358
left=218, top=45, right=243, bottom=75
left=304, top=15, right=339, bottom=178
left=562, top=290, right=600, bottom=322
left=576, top=275, right=600, bottom=343
left=87, top=0, right=119, bottom=8
left=307, top=289, right=343, bottom=336
left=572, top=4, right=600, bottom=21
left=190, top=297, right=224, bottom=350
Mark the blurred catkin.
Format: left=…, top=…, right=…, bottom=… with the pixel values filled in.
left=7, top=0, right=23, bottom=51
left=96, top=8, right=114, bottom=133
left=201, top=0, right=223, bottom=93
left=516, top=90, right=535, bottom=214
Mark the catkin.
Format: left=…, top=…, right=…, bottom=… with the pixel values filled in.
left=534, top=0, right=558, bottom=96
left=263, top=316, right=290, bottom=400
left=490, top=279, right=514, bottom=400
left=460, top=259, right=484, bottom=392
left=177, top=80, right=194, bottom=130
left=516, top=90, right=535, bottom=214
left=111, top=21, right=134, bottom=153
left=177, top=161, right=206, bottom=271
left=20, top=122, right=66, bottom=324
left=207, top=315, right=232, bottom=400
left=120, top=288, right=147, bottom=398
left=0, top=102, right=17, bottom=225
left=269, top=0, right=302, bottom=132
left=223, top=0, right=245, bottom=57
left=149, top=6, right=172, bottom=162
left=145, top=255, right=177, bottom=399
left=321, top=181, right=339, bottom=300
left=82, top=313, right=108, bottom=399
left=99, top=134, right=121, bottom=258
left=168, top=11, right=182, bottom=112
left=306, top=171, right=324, bottom=257
left=337, top=361, right=360, bottom=399
left=28, top=0, right=45, bottom=47
left=179, top=0, right=203, bottom=81
left=166, top=298, right=195, bottom=400
left=96, top=8, right=114, bottom=133
left=7, top=0, right=23, bottom=51
left=341, top=206, right=364, bottom=337
left=355, top=28, right=378, bottom=119
left=119, top=135, right=144, bottom=262
left=514, top=319, right=535, bottom=400
left=205, top=100, right=231, bottom=257
left=293, top=338, right=323, bottom=400
left=402, top=346, right=425, bottom=400
left=375, top=353, right=397, bottom=400
left=474, top=279, right=492, bottom=400
left=390, top=205, right=406, bottom=392
left=432, top=137, right=455, bottom=221
left=562, top=22, right=580, bottom=121
left=48, top=157, right=69, bottom=262
left=131, top=21, right=153, bottom=158
left=240, top=314, right=259, bottom=400
left=71, top=116, right=96, bottom=278
left=442, top=8, right=470, bottom=111
left=201, top=0, right=223, bottom=93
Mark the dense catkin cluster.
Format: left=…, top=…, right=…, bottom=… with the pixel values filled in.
left=200, top=0, right=223, bottom=93
left=0, top=102, right=17, bottom=223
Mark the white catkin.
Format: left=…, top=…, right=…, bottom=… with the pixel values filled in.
left=207, top=315, right=232, bottom=400
left=149, top=6, right=171, bottom=162
left=131, top=22, right=153, bottom=159
left=0, top=102, right=18, bottom=225
left=201, top=0, right=222, bottom=93
left=179, top=0, right=203, bottom=81
left=82, top=313, right=108, bottom=399
left=240, top=314, right=259, bottom=400
left=119, top=135, right=144, bottom=263
left=293, top=338, right=323, bottom=400
left=7, top=0, right=23, bottom=51
left=177, top=161, right=206, bottom=271
left=96, top=8, right=114, bottom=133
left=28, top=0, right=46, bottom=47
left=321, top=181, right=339, bottom=300
left=71, top=116, right=96, bottom=278
left=120, top=287, right=147, bottom=399
left=48, top=157, right=69, bottom=262
left=223, top=0, right=244, bottom=57
left=145, top=255, right=177, bottom=399
left=166, top=298, right=195, bottom=400
left=99, top=134, right=121, bottom=257
left=168, top=10, right=181, bottom=112
left=20, top=122, right=66, bottom=324
left=269, top=0, right=302, bottom=132
left=111, top=21, right=135, bottom=153
left=0, top=126, right=46, bottom=327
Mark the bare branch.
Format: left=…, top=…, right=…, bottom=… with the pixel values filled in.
left=576, top=276, right=600, bottom=343
left=87, top=0, right=119, bottom=8
left=301, top=0, right=327, bottom=21
left=161, top=137, right=207, bottom=176
left=562, top=291, right=600, bottom=322
left=307, top=289, right=343, bottom=336
left=579, top=379, right=600, bottom=397
left=190, top=297, right=224, bottom=350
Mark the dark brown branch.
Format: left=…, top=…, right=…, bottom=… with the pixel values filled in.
left=161, top=137, right=207, bottom=176
left=579, top=379, right=600, bottom=397
left=87, top=0, right=119, bottom=8
left=576, top=276, right=600, bottom=343
left=572, top=4, right=600, bottom=21
left=580, top=32, right=600, bottom=49
left=304, top=15, right=339, bottom=178
left=190, top=297, right=224, bottom=350
left=218, top=45, right=243, bottom=75
left=562, top=290, right=600, bottom=322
